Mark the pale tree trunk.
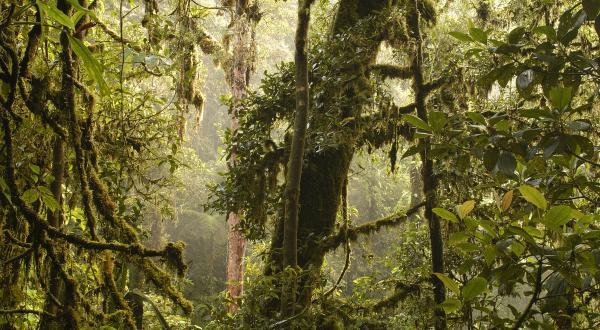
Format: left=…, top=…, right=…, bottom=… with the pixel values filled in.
left=225, top=0, right=254, bottom=313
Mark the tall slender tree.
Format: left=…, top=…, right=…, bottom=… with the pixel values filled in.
left=281, top=0, right=316, bottom=317
left=224, top=0, right=257, bottom=313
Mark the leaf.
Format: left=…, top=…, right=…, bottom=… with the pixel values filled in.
left=501, top=190, right=513, bottom=211
left=469, top=27, right=488, bottom=44
left=466, top=112, right=486, bottom=125
left=518, top=185, right=547, bottom=210
left=21, top=188, right=39, bottom=204
left=542, top=205, right=575, bottom=230
left=507, top=26, right=526, bottom=44
left=462, top=277, right=488, bottom=301
left=583, top=0, right=600, bottom=20
left=401, top=144, right=422, bottom=159
left=36, top=0, right=74, bottom=30
left=42, top=193, right=59, bottom=212
left=533, top=26, right=557, bottom=41
left=67, top=34, right=109, bottom=95
left=29, top=164, right=41, bottom=175
left=457, top=200, right=475, bottom=219
left=38, top=186, right=59, bottom=212
left=402, top=114, right=432, bottom=131
left=449, top=232, right=470, bottom=245
left=483, top=149, right=499, bottom=171
left=440, top=298, right=462, bottom=313
left=449, top=31, right=473, bottom=43
left=433, top=273, right=460, bottom=295
left=568, top=120, right=591, bottom=131
left=433, top=208, right=458, bottom=223
left=548, top=87, right=572, bottom=111
left=429, top=111, right=447, bottom=132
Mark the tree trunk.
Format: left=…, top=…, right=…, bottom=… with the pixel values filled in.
left=407, top=1, right=446, bottom=328
left=225, top=0, right=254, bottom=313
left=40, top=138, right=66, bottom=329
left=266, top=0, right=391, bottom=313
left=281, top=0, right=315, bottom=317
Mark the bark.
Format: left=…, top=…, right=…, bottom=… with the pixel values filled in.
left=225, top=0, right=254, bottom=313
left=40, top=138, right=65, bottom=329
left=280, top=0, right=315, bottom=317
left=407, top=0, right=446, bottom=328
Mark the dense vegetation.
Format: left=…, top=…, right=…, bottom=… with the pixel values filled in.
left=0, top=0, right=598, bottom=329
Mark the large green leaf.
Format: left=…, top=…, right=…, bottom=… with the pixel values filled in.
left=542, top=205, right=575, bottom=231
left=21, top=188, right=39, bottom=204
left=402, top=114, right=432, bottom=131
left=549, top=87, right=572, bottom=111
left=449, top=31, right=473, bottom=43
left=433, top=208, right=458, bottom=223
left=469, top=27, right=488, bottom=44
left=36, top=0, right=74, bottom=30
left=518, top=185, right=547, bottom=210
left=39, top=186, right=59, bottom=212
left=67, top=34, right=109, bottom=95
left=462, top=277, right=488, bottom=301
left=440, top=298, right=462, bottom=313
left=433, top=273, right=460, bottom=295
left=429, top=111, right=447, bottom=132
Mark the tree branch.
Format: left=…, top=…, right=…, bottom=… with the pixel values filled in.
left=322, top=202, right=425, bottom=252
left=370, top=64, right=413, bottom=80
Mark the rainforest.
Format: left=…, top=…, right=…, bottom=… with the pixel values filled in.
left=0, top=0, right=599, bottom=329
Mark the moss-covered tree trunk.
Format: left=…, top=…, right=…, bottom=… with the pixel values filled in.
left=407, top=0, right=446, bottom=328
left=268, top=0, right=391, bottom=312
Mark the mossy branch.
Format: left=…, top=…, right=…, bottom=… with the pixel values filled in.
left=372, top=282, right=421, bottom=311
left=322, top=202, right=425, bottom=252
left=370, top=64, right=413, bottom=80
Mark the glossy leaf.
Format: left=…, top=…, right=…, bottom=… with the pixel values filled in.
left=36, top=0, right=74, bottom=30
left=518, top=185, right=547, bottom=210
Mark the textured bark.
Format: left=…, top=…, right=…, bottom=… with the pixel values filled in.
left=407, top=0, right=446, bottom=328
left=281, top=0, right=315, bottom=317
left=225, top=0, right=254, bottom=313
left=40, top=138, right=65, bottom=329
